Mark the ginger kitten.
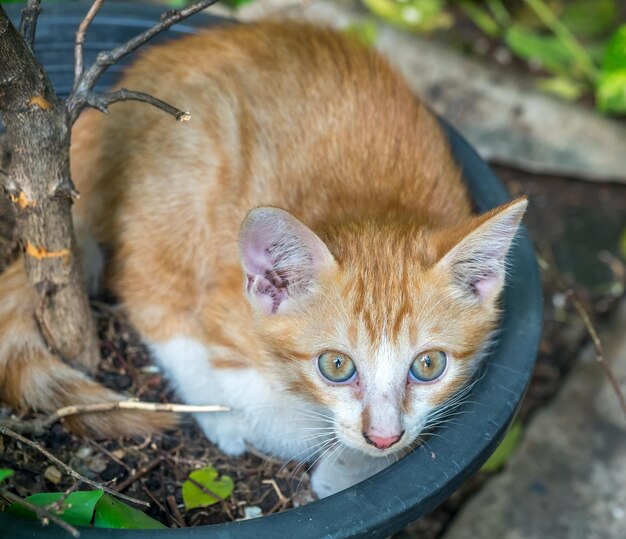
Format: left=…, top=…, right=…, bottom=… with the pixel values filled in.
left=0, top=22, right=526, bottom=497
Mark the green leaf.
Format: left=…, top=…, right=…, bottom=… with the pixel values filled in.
left=596, top=26, right=626, bottom=113
left=562, top=0, right=617, bottom=39
left=596, top=70, right=626, bottom=113
left=505, top=25, right=577, bottom=77
left=344, top=21, right=379, bottom=48
left=601, top=25, right=626, bottom=73
left=535, top=76, right=585, bottom=100
left=457, top=0, right=501, bottom=38
left=619, top=227, right=626, bottom=260
left=0, top=469, right=14, bottom=483
left=481, top=421, right=523, bottom=472
left=362, top=0, right=452, bottom=33
left=8, top=490, right=104, bottom=527
left=223, top=0, right=256, bottom=7
left=168, top=0, right=189, bottom=8
left=182, top=466, right=234, bottom=510
left=94, top=494, right=166, bottom=530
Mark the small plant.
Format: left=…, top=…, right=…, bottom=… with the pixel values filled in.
left=360, top=0, right=626, bottom=115
left=182, top=466, right=235, bottom=510
left=455, top=0, right=626, bottom=115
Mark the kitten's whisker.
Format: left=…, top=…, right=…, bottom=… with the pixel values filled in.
left=289, top=437, right=338, bottom=483
left=296, top=440, right=341, bottom=494
left=292, top=410, right=335, bottom=423
left=278, top=436, right=337, bottom=477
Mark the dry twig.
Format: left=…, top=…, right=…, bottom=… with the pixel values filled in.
left=66, top=0, right=220, bottom=123
left=538, top=255, right=626, bottom=421
left=73, top=0, right=104, bottom=87
left=18, top=0, right=41, bottom=49
left=84, top=88, right=192, bottom=121
left=0, top=426, right=148, bottom=507
left=42, top=400, right=229, bottom=429
left=115, top=455, right=165, bottom=493
left=166, top=495, right=187, bottom=528
left=0, top=488, right=80, bottom=538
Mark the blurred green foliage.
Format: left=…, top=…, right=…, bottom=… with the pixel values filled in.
left=481, top=420, right=523, bottom=472
left=162, top=0, right=625, bottom=114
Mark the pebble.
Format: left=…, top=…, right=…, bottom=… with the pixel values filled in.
left=44, top=465, right=62, bottom=484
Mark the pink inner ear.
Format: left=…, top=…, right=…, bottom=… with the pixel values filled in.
left=239, top=207, right=334, bottom=315
left=246, top=273, right=288, bottom=314
left=473, top=275, right=501, bottom=300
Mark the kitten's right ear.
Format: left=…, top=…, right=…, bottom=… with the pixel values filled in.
left=437, top=198, right=527, bottom=303
left=239, top=207, right=335, bottom=315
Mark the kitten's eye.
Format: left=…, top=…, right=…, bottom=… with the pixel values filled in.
left=317, top=351, right=356, bottom=383
left=409, top=350, right=447, bottom=382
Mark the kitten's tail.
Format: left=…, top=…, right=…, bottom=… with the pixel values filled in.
left=0, top=257, right=177, bottom=437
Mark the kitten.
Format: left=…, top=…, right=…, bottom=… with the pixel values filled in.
left=0, top=22, right=526, bottom=497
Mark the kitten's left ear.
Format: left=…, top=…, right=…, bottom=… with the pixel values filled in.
left=437, top=198, right=527, bottom=302
left=239, top=207, right=336, bottom=315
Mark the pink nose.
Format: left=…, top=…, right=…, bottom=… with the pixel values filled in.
left=363, top=432, right=403, bottom=450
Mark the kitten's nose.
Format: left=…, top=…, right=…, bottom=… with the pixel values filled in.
left=363, top=431, right=404, bottom=450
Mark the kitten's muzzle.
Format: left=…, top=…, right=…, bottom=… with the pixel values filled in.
left=362, top=430, right=405, bottom=450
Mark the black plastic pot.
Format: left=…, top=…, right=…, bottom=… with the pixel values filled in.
left=1, top=3, right=543, bottom=538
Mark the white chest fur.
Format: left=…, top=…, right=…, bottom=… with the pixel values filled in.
left=148, top=337, right=334, bottom=461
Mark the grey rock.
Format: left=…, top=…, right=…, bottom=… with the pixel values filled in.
left=442, top=299, right=626, bottom=539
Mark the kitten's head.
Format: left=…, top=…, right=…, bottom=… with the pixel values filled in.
left=238, top=199, right=527, bottom=457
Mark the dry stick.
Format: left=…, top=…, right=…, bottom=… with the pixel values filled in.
left=41, top=401, right=229, bottom=429
left=166, top=495, right=187, bottom=528
left=115, top=455, right=165, bottom=493
left=73, top=0, right=104, bottom=88
left=85, top=438, right=131, bottom=472
left=537, top=255, right=626, bottom=421
left=66, top=0, right=220, bottom=124
left=261, top=478, right=288, bottom=506
left=0, top=426, right=148, bottom=507
left=0, top=489, right=80, bottom=538
left=45, top=480, right=83, bottom=515
left=18, top=0, right=41, bottom=50
left=85, top=88, right=192, bottom=122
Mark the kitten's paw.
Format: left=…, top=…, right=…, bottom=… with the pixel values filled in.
left=215, top=436, right=247, bottom=457
left=310, top=469, right=341, bottom=499
left=195, top=414, right=247, bottom=457
left=311, top=449, right=391, bottom=498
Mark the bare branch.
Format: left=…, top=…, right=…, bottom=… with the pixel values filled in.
left=0, top=489, right=80, bottom=538
left=18, top=0, right=41, bottom=50
left=73, top=0, right=104, bottom=90
left=45, top=481, right=83, bottom=515
left=83, top=88, right=191, bottom=122
left=67, top=0, right=219, bottom=122
left=115, top=456, right=165, bottom=493
left=0, top=426, right=149, bottom=507
left=41, top=400, right=229, bottom=429
left=537, top=255, right=626, bottom=422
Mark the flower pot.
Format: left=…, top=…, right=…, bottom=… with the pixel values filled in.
left=0, top=2, right=542, bottom=537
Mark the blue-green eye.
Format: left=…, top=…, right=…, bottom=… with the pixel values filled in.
left=409, top=350, right=447, bottom=382
left=317, top=351, right=356, bottom=383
